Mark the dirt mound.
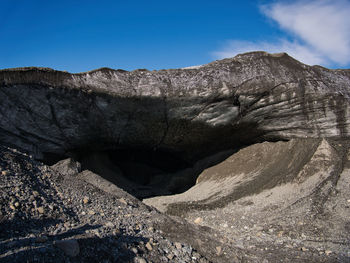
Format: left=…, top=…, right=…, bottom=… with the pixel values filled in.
left=145, top=139, right=350, bottom=261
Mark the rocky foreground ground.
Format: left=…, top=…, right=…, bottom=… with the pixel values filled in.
left=1, top=143, right=349, bottom=263
left=0, top=145, right=220, bottom=263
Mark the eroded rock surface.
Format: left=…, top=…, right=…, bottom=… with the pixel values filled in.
left=1, top=52, right=350, bottom=163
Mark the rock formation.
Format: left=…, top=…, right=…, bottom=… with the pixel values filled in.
left=1, top=52, right=350, bottom=262
left=1, top=52, right=350, bottom=162
left=1, top=51, right=350, bottom=197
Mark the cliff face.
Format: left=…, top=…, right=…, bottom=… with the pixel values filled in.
left=0, top=52, right=350, bottom=162
left=1, top=52, right=350, bottom=262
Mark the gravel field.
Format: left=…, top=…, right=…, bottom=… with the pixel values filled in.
left=0, top=146, right=217, bottom=263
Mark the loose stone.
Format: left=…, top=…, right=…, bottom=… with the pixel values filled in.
left=55, top=239, right=80, bottom=257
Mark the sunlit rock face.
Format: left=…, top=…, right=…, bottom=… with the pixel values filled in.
left=0, top=51, right=350, bottom=164
left=1, top=52, right=350, bottom=262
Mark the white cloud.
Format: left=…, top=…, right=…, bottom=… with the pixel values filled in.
left=213, top=0, right=350, bottom=67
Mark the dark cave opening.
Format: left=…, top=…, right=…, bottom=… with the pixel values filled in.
left=77, top=148, right=197, bottom=199
left=43, top=146, right=235, bottom=200
left=108, top=148, right=191, bottom=185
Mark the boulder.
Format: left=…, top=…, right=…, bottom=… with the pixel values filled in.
left=50, top=158, right=81, bottom=176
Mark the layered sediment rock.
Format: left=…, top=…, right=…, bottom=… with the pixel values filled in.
left=1, top=52, right=350, bottom=163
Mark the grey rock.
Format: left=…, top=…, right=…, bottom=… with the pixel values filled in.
left=174, top=242, right=182, bottom=250
left=182, top=245, right=192, bottom=254
left=136, top=257, right=147, bottom=263
left=51, top=158, right=81, bottom=176
left=1, top=52, right=350, bottom=163
left=55, top=239, right=80, bottom=257
left=145, top=242, right=153, bottom=251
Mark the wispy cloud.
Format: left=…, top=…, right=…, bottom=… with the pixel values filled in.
left=213, top=0, right=350, bottom=67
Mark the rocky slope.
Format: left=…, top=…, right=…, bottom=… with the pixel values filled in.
left=145, top=138, right=350, bottom=262
left=1, top=52, right=350, bottom=262
left=1, top=144, right=348, bottom=262
left=0, top=146, right=223, bottom=263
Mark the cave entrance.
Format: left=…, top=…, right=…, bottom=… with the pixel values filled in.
left=42, top=145, right=235, bottom=200
left=75, top=148, right=195, bottom=199
left=66, top=147, right=235, bottom=200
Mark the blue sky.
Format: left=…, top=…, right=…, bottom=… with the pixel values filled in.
left=1, top=0, right=350, bottom=72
